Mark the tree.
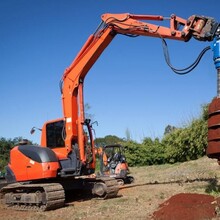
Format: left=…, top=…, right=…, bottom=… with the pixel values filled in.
left=95, top=135, right=125, bottom=147
left=85, top=103, right=94, bottom=121
left=164, top=125, right=177, bottom=135
left=125, top=128, right=132, bottom=141
left=0, top=137, right=32, bottom=171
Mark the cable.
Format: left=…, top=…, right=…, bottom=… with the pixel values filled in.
left=103, top=15, right=146, bottom=38
left=161, top=38, right=211, bottom=75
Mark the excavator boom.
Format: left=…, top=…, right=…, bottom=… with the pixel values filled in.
left=60, top=13, right=219, bottom=165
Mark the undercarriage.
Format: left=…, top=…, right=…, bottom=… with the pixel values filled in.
left=0, top=176, right=119, bottom=211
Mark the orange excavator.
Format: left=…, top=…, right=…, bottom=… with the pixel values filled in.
left=1, top=12, right=220, bottom=211
left=96, top=144, right=134, bottom=185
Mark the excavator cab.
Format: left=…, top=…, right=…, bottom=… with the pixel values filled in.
left=39, top=118, right=95, bottom=177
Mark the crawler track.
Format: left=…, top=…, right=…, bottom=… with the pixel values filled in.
left=0, top=177, right=119, bottom=211
left=0, top=183, right=65, bottom=211
left=92, top=177, right=119, bottom=199
left=0, top=178, right=7, bottom=189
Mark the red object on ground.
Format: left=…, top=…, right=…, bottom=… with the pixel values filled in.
left=152, top=193, right=217, bottom=220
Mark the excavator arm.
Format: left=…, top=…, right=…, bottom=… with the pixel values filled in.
left=59, top=13, right=219, bottom=165
left=101, top=13, right=217, bottom=41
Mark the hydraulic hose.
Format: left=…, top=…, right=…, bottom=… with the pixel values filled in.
left=161, top=38, right=211, bottom=75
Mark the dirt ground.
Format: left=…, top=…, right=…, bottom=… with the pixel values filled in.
left=1, top=157, right=220, bottom=220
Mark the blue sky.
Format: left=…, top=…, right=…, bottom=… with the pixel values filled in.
left=1, top=0, right=219, bottom=144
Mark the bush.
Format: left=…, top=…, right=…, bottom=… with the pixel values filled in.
left=162, top=106, right=208, bottom=163
left=125, top=104, right=208, bottom=166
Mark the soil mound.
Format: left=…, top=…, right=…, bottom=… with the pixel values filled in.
left=152, top=193, right=218, bottom=220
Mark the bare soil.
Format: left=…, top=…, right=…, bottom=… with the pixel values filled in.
left=1, top=157, right=220, bottom=220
